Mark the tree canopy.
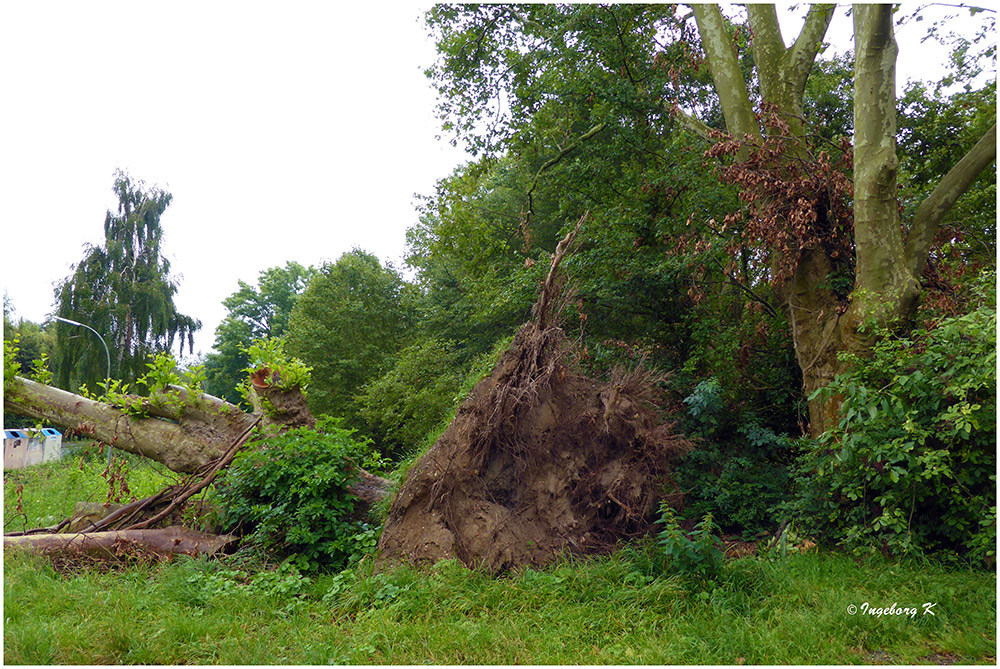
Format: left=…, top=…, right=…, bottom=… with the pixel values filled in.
left=285, top=249, right=418, bottom=422
left=53, top=170, right=200, bottom=392
left=202, top=261, right=316, bottom=404
left=418, top=3, right=996, bottom=435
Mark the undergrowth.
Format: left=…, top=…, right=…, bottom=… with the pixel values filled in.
left=3, top=446, right=176, bottom=534
left=4, top=446, right=995, bottom=664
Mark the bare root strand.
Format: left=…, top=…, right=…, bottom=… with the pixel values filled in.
left=123, top=416, right=262, bottom=531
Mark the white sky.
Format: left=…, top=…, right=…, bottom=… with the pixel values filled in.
left=1, top=2, right=991, bottom=360
left=1, top=1, right=467, bottom=358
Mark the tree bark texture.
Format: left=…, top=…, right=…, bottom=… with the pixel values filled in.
left=4, top=375, right=393, bottom=511
left=4, top=526, right=236, bottom=559
left=689, top=3, right=996, bottom=435
left=5, top=377, right=253, bottom=473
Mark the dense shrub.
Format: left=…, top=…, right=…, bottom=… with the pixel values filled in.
left=794, top=298, right=996, bottom=565
left=215, top=417, right=384, bottom=572
left=356, top=338, right=464, bottom=456
left=673, top=378, right=795, bottom=537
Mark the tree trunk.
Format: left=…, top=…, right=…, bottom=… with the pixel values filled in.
left=4, top=526, right=236, bottom=559
left=5, top=377, right=254, bottom=473
left=4, top=376, right=392, bottom=507
left=689, top=3, right=995, bottom=436
left=777, top=249, right=875, bottom=435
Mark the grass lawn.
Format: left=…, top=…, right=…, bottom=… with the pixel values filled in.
left=3, top=452, right=996, bottom=664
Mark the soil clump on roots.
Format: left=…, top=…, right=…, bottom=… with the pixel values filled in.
left=378, top=218, right=693, bottom=573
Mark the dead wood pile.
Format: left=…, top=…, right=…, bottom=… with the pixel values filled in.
left=377, top=216, right=694, bottom=572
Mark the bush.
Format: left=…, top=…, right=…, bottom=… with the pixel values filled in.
left=356, top=338, right=464, bottom=456
left=215, top=417, right=384, bottom=572
left=795, top=300, right=996, bottom=565
left=673, top=377, right=795, bottom=537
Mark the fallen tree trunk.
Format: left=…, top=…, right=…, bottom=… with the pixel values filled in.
left=4, top=374, right=393, bottom=518
left=5, top=377, right=255, bottom=473
left=4, top=526, right=236, bottom=559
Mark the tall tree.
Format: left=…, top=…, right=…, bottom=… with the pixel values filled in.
left=54, top=170, right=200, bottom=391
left=426, top=4, right=996, bottom=435
left=285, top=249, right=417, bottom=420
left=417, top=5, right=806, bottom=435
left=202, top=261, right=316, bottom=404
left=673, top=4, right=996, bottom=433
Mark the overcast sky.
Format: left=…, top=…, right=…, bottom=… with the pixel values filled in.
left=1, top=1, right=467, bottom=358
left=1, top=2, right=989, bottom=361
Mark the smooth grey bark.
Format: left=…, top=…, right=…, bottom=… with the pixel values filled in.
left=685, top=3, right=996, bottom=434
left=852, top=4, right=919, bottom=322
left=692, top=4, right=759, bottom=144
left=5, top=377, right=250, bottom=473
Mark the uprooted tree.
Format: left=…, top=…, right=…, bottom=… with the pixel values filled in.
left=378, top=216, right=695, bottom=573
left=3, top=350, right=391, bottom=557
left=422, top=4, right=997, bottom=436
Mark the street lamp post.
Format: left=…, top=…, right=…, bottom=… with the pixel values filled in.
left=54, top=316, right=113, bottom=466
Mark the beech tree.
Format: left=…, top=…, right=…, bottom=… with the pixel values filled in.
left=685, top=4, right=996, bottom=433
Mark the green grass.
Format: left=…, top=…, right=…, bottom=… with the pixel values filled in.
left=3, top=444, right=177, bottom=533
left=3, top=449, right=996, bottom=664
left=4, top=547, right=995, bottom=664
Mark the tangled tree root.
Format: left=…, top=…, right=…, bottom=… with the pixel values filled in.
left=378, top=216, right=693, bottom=573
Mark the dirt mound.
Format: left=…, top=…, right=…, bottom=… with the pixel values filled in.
left=378, top=217, right=693, bottom=572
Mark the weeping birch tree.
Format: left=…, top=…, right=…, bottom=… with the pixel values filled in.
left=54, top=170, right=201, bottom=391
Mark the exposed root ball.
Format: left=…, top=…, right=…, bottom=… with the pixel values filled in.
left=377, top=320, right=692, bottom=573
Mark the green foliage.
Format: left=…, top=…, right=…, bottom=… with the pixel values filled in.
left=682, top=378, right=724, bottom=438
left=84, top=352, right=215, bottom=418
left=214, top=417, right=384, bottom=572
left=425, top=5, right=709, bottom=157
left=238, top=337, right=312, bottom=403
left=677, top=425, right=794, bottom=537
left=796, top=295, right=996, bottom=564
left=356, top=338, right=464, bottom=456
left=53, top=170, right=200, bottom=391
left=285, top=249, right=417, bottom=421
left=203, top=262, right=316, bottom=405
left=4, top=335, right=21, bottom=394
left=802, top=52, right=854, bottom=141
left=654, top=503, right=725, bottom=585
left=96, top=378, right=146, bottom=416
left=898, top=75, right=996, bottom=271
left=27, top=354, right=53, bottom=386
left=413, top=5, right=755, bottom=384
left=4, top=313, right=57, bottom=385
left=672, top=375, right=797, bottom=537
